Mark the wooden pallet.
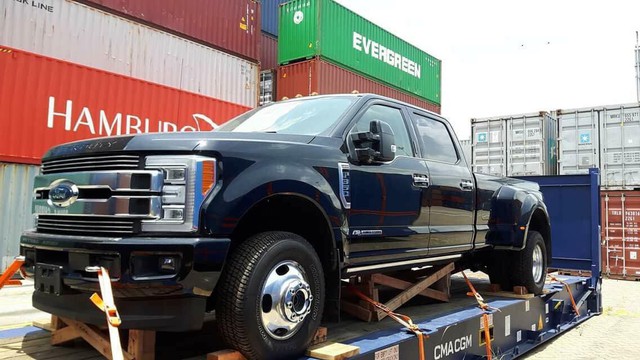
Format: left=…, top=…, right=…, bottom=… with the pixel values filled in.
left=47, top=315, right=155, bottom=360
left=341, top=262, right=454, bottom=322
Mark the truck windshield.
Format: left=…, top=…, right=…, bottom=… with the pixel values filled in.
left=216, top=96, right=357, bottom=135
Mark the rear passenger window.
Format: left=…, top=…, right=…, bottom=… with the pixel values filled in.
left=413, top=114, right=458, bottom=163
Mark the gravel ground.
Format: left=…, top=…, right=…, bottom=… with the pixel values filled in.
left=526, top=278, right=640, bottom=359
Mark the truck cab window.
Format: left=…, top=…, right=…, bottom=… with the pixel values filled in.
left=413, top=114, right=458, bottom=163
left=351, top=105, right=414, bottom=157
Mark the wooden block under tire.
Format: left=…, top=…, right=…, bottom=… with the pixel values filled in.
left=306, top=342, right=360, bottom=360
left=207, top=349, right=246, bottom=360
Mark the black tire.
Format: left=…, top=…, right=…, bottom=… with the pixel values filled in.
left=511, top=231, right=547, bottom=295
left=216, top=231, right=325, bottom=360
left=487, top=250, right=513, bottom=291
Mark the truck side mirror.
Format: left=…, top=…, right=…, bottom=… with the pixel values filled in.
left=351, top=120, right=396, bottom=164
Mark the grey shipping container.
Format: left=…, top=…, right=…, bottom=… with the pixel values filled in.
left=459, top=139, right=472, bottom=166
left=260, top=70, right=276, bottom=105
left=471, top=112, right=558, bottom=177
left=557, top=103, right=640, bottom=188
left=0, top=163, right=39, bottom=271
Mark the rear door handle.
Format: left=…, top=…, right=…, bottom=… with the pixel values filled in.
left=413, top=174, right=430, bottom=188
left=460, top=180, right=474, bottom=191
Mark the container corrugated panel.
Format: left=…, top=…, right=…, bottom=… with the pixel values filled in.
left=260, top=70, right=276, bottom=105
left=260, top=32, right=279, bottom=71
left=0, top=47, right=250, bottom=164
left=0, top=163, right=39, bottom=271
left=1, top=0, right=259, bottom=108
left=505, top=112, right=558, bottom=176
left=601, top=190, right=640, bottom=279
left=470, top=118, right=507, bottom=176
left=471, top=112, right=558, bottom=176
left=459, top=139, right=472, bottom=165
left=278, top=0, right=441, bottom=104
left=277, top=58, right=441, bottom=113
left=556, top=108, right=600, bottom=175
left=262, top=0, right=288, bottom=36
left=600, top=104, right=640, bottom=188
left=80, top=0, right=260, bottom=61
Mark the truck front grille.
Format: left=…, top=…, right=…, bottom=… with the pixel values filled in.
left=42, top=155, right=141, bottom=174
left=37, top=215, right=139, bottom=235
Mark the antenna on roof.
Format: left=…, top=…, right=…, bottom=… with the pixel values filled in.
left=636, top=31, right=640, bottom=103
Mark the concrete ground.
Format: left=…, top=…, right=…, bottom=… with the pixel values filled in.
left=526, top=278, right=640, bottom=360
left=0, top=279, right=49, bottom=330
left=1, top=277, right=638, bottom=359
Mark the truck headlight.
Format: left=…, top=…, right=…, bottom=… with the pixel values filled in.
left=142, top=155, right=216, bottom=232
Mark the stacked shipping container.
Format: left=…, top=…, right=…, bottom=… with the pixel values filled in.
left=602, top=190, right=640, bottom=280
left=276, top=0, right=441, bottom=112
left=470, top=112, right=558, bottom=176
left=556, top=103, right=640, bottom=188
left=259, top=0, right=288, bottom=105
left=0, top=0, right=261, bottom=268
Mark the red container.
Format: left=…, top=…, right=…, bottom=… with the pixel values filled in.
left=601, top=190, right=640, bottom=279
left=80, top=0, right=260, bottom=61
left=260, top=32, right=278, bottom=71
left=0, top=47, right=250, bottom=165
left=277, top=58, right=441, bottom=114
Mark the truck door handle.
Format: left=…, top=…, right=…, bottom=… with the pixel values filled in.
left=460, top=180, right=474, bottom=191
left=413, top=174, right=430, bottom=188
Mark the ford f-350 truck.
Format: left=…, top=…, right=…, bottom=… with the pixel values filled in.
left=21, top=94, right=550, bottom=360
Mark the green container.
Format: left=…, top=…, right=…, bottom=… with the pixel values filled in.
left=278, top=0, right=441, bottom=104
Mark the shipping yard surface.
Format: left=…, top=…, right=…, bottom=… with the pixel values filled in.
left=0, top=276, right=638, bottom=359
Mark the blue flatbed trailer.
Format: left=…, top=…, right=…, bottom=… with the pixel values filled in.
left=303, top=169, right=602, bottom=360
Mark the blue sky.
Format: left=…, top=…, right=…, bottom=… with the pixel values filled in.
left=337, top=0, right=640, bottom=139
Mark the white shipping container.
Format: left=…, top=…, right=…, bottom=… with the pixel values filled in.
left=471, top=118, right=507, bottom=176
left=0, top=163, right=39, bottom=271
left=471, top=112, right=557, bottom=177
left=1, top=0, right=258, bottom=108
left=556, top=108, right=600, bottom=175
left=557, top=103, right=640, bottom=188
left=506, top=112, right=557, bottom=176
left=459, top=139, right=472, bottom=166
left=601, top=105, right=640, bottom=187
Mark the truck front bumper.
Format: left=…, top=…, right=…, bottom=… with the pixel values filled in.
left=20, top=231, right=230, bottom=331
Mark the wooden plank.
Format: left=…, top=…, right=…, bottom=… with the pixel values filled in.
left=0, top=330, right=50, bottom=346
left=50, top=326, right=81, bottom=346
left=371, top=274, right=450, bottom=301
left=306, top=342, right=359, bottom=360
left=376, top=262, right=454, bottom=320
left=310, top=326, right=328, bottom=346
left=127, top=330, right=155, bottom=360
left=206, top=349, right=246, bottom=360
left=59, top=318, right=134, bottom=360
left=483, top=290, right=535, bottom=299
left=340, top=300, right=372, bottom=322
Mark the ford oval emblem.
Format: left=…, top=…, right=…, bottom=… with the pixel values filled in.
left=48, top=180, right=79, bottom=208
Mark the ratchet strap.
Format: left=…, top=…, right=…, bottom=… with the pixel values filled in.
left=87, top=266, right=124, bottom=360
left=461, top=272, right=495, bottom=360
left=0, top=256, right=25, bottom=290
left=349, top=286, right=427, bottom=360
left=549, top=275, right=580, bottom=317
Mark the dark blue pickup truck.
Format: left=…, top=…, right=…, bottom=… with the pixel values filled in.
left=21, top=94, right=550, bottom=360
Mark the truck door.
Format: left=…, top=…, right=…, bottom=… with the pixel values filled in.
left=411, top=112, right=475, bottom=255
left=346, top=101, right=431, bottom=268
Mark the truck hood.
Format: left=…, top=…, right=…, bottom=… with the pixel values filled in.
left=43, top=132, right=317, bottom=159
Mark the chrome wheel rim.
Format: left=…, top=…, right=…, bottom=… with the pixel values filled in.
left=532, top=243, right=544, bottom=283
left=260, top=260, right=313, bottom=340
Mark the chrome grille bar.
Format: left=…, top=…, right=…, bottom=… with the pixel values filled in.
left=42, top=155, right=140, bottom=174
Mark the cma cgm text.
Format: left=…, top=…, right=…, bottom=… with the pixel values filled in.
left=46, top=96, right=218, bottom=135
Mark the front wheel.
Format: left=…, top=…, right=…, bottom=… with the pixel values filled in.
left=216, top=231, right=325, bottom=360
left=512, top=231, right=547, bottom=295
